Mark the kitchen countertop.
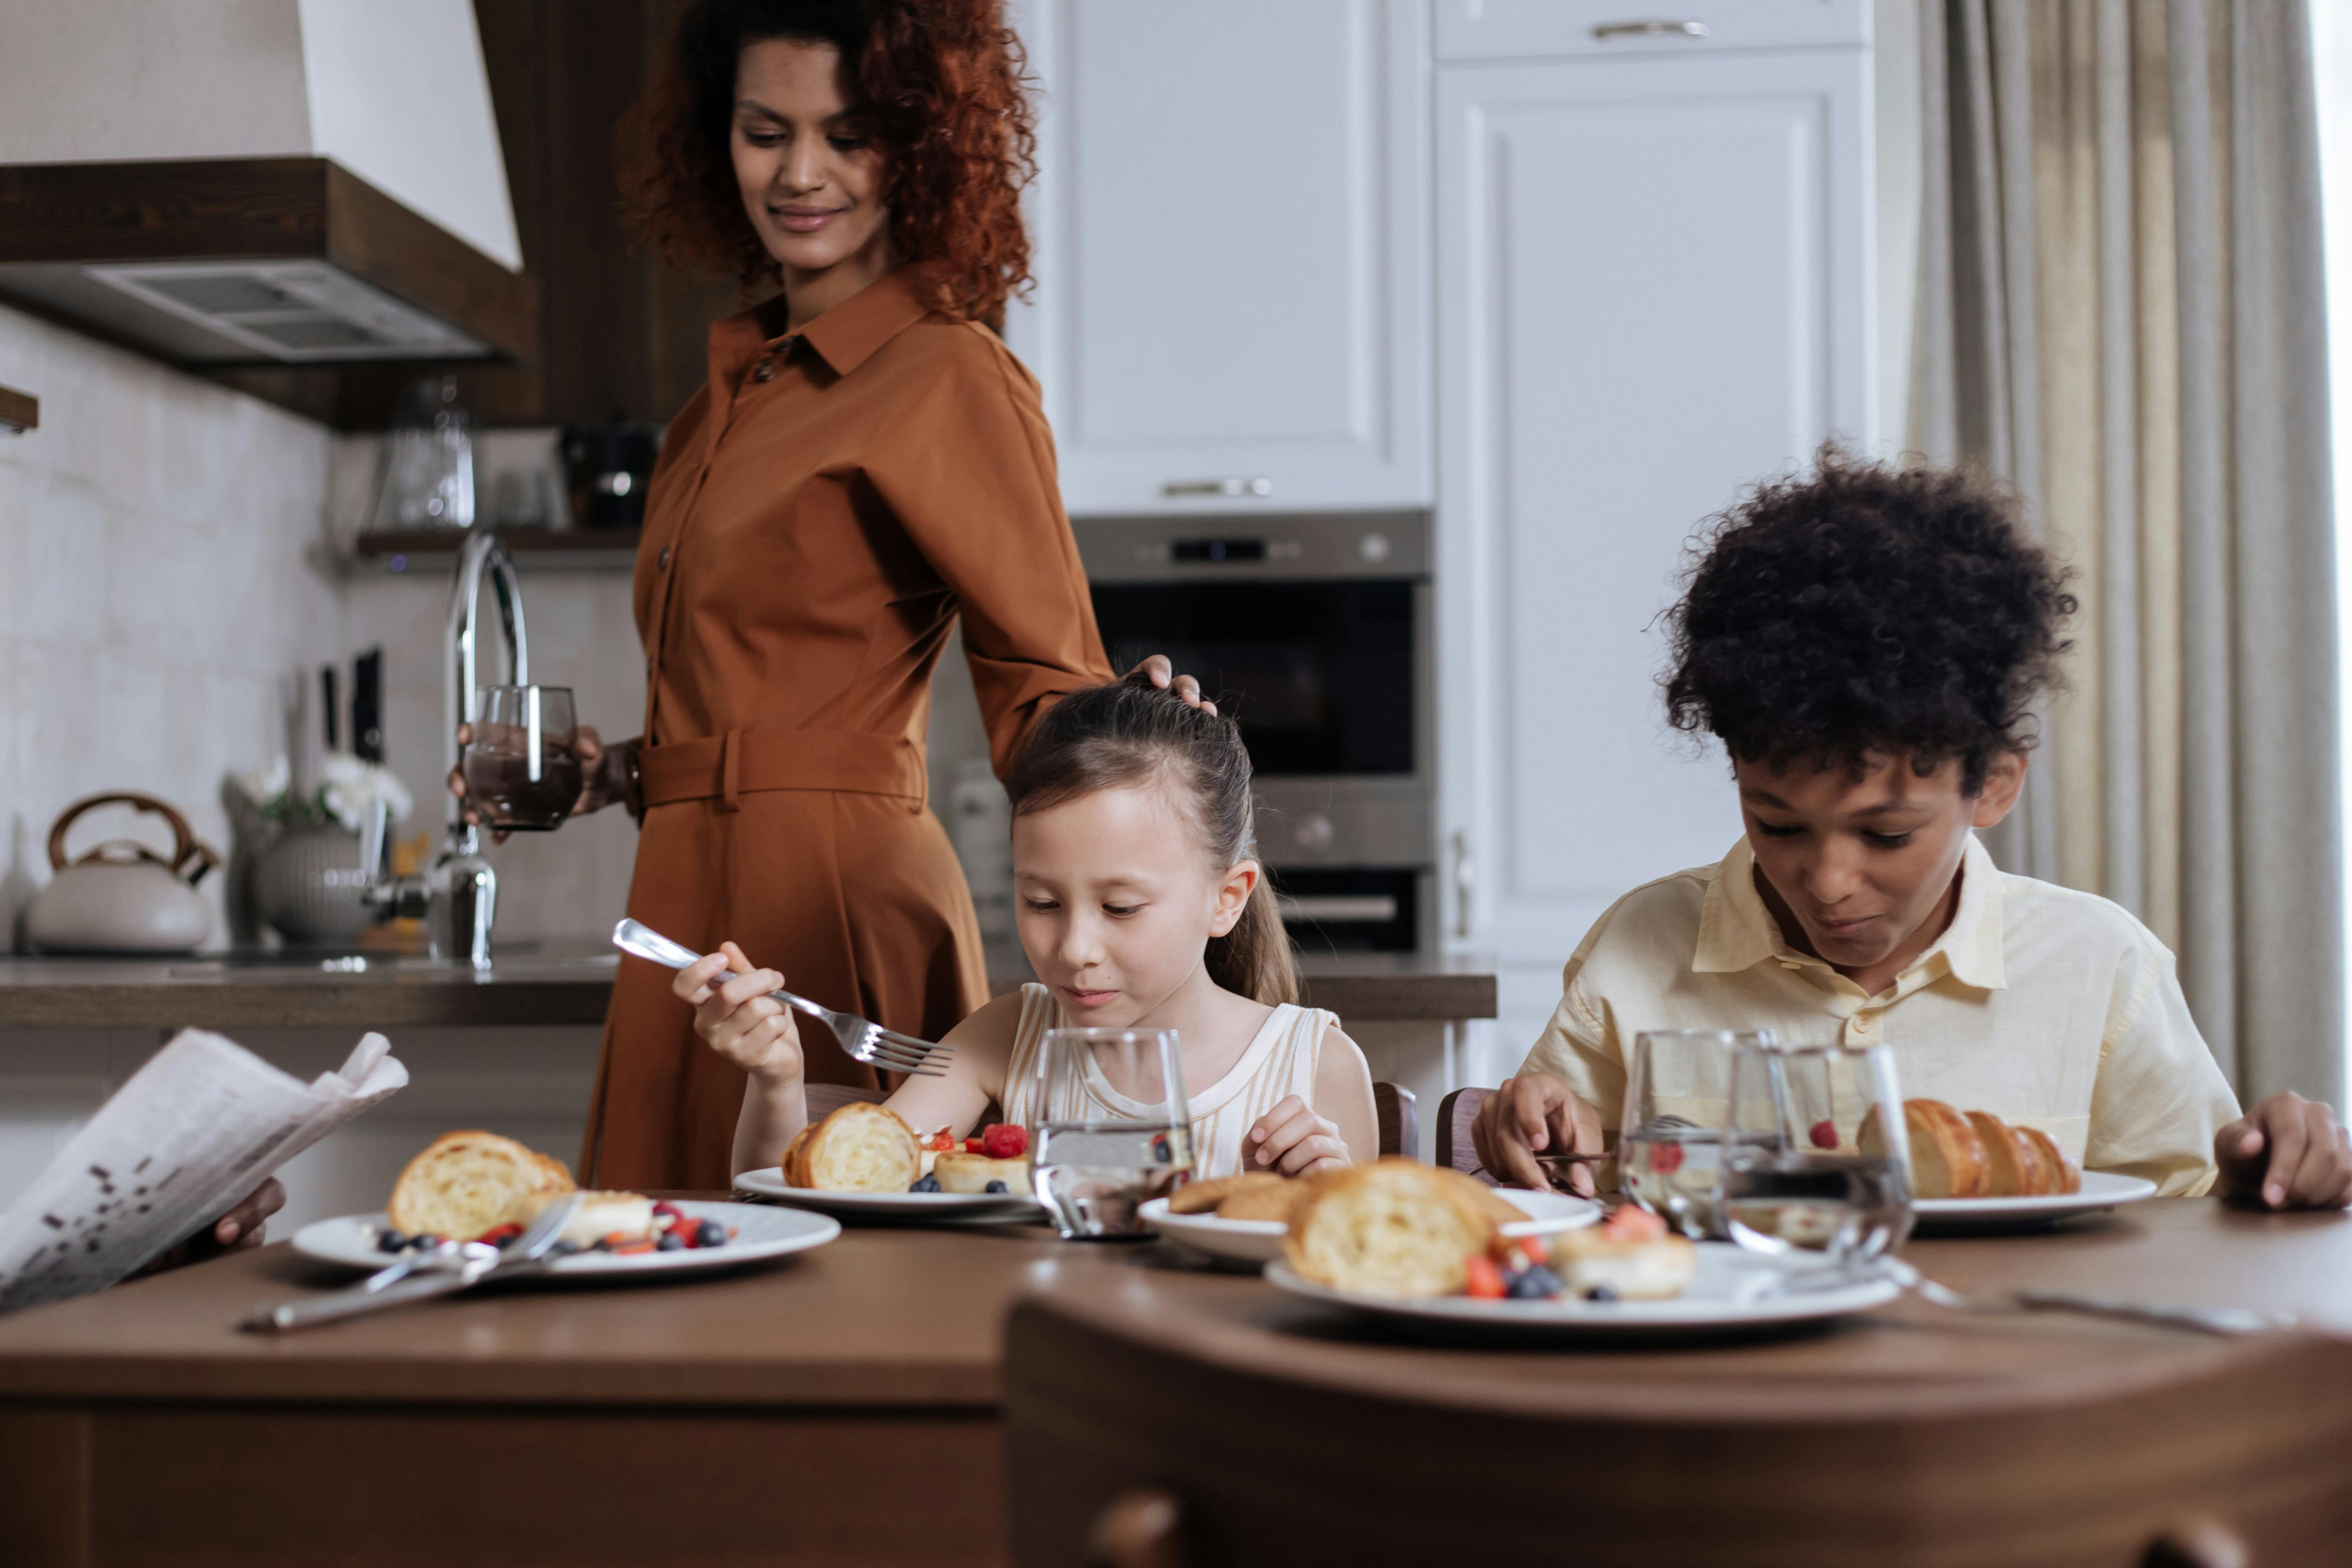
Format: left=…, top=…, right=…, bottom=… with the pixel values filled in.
left=0, top=947, right=1498, bottom=1029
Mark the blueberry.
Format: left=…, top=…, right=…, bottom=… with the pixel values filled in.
left=1506, top=1265, right=1561, bottom=1300
left=911, top=1173, right=942, bottom=1193
left=406, top=1234, right=438, bottom=1252
left=549, top=1240, right=582, bottom=1257
left=1583, top=1284, right=1618, bottom=1303
left=590, top=1237, right=614, bottom=1252
left=984, top=1180, right=1009, bottom=1195
left=657, top=1231, right=686, bottom=1251
left=696, top=1219, right=727, bottom=1247
left=375, top=1229, right=408, bottom=1254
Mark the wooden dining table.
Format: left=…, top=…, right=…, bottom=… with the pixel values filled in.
left=0, top=1197, right=2345, bottom=1566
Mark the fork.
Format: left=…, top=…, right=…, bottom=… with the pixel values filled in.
left=611, top=918, right=951, bottom=1077
left=244, top=1194, right=585, bottom=1333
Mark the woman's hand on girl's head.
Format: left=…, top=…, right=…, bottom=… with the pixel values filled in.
left=674, top=941, right=805, bottom=1086
left=1243, top=1094, right=1350, bottom=1177
left=1126, top=654, right=1219, bottom=717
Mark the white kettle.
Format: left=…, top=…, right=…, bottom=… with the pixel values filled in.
left=27, top=793, right=220, bottom=954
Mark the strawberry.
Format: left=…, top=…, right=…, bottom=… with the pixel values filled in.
left=1462, top=1254, right=1507, bottom=1299
left=964, top=1137, right=984, bottom=1154
left=474, top=1223, right=523, bottom=1246
left=1809, top=1119, right=1840, bottom=1150
left=980, top=1123, right=1029, bottom=1160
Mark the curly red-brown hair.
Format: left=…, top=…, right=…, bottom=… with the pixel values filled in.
left=617, top=0, right=1035, bottom=323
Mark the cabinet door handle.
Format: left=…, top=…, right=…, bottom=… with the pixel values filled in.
left=1162, top=477, right=1273, bottom=499
left=1450, top=829, right=1476, bottom=940
left=1591, top=19, right=1708, bottom=41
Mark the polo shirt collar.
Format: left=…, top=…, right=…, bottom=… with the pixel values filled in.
left=1691, top=832, right=2007, bottom=991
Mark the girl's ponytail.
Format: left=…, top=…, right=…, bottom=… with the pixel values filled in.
left=1006, top=678, right=1300, bottom=1007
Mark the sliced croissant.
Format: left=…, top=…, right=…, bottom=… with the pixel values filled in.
left=2017, top=1125, right=2082, bottom=1195
left=1860, top=1098, right=1988, bottom=1199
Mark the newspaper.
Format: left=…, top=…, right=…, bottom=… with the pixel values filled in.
left=0, top=1029, right=407, bottom=1314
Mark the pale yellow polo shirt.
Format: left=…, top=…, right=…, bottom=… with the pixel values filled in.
left=1519, top=835, right=2240, bottom=1196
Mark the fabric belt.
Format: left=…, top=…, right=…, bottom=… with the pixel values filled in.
left=637, top=729, right=927, bottom=813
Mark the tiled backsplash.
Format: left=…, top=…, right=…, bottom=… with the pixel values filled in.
left=0, top=304, right=343, bottom=948
left=0, top=311, right=1003, bottom=951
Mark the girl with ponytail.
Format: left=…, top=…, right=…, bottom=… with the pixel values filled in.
left=679, top=677, right=1379, bottom=1181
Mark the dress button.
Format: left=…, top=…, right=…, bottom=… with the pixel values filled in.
left=657, top=546, right=671, bottom=569
left=751, top=359, right=778, bottom=383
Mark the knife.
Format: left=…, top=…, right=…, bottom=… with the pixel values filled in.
left=242, top=1194, right=582, bottom=1333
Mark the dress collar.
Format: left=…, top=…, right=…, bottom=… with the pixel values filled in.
left=707, top=266, right=937, bottom=381
left=1692, top=833, right=2007, bottom=991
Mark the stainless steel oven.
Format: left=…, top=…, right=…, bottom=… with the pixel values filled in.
left=1074, top=513, right=1433, bottom=953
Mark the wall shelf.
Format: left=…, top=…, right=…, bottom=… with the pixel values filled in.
left=0, top=384, right=36, bottom=433
left=345, top=527, right=640, bottom=577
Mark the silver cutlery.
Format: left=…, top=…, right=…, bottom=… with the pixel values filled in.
left=1883, top=1258, right=2300, bottom=1337
left=611, top=918, right=951, bottom=1077
left=1777, top=1257, right=2298, bottom=1338
left=243, top=1194, right=584, bottom=1333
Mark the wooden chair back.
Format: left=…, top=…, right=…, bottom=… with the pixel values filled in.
left=1433, top=1085, right=1490, bottom=1177
left=1370, top=1081, right=1415, bottom=1159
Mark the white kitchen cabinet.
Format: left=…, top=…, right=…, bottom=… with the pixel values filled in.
left=1435, top=0, right=1866, bottom=61
left=1004, top=0, right=1430, bottom=516
left=1434, top=47, right=1873, bottom=999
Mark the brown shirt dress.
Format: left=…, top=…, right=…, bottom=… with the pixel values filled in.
left=580, top=268, right=1113, bottom=1189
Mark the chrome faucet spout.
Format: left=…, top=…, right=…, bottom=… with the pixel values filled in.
left=445, top=530, right=530, bottom=826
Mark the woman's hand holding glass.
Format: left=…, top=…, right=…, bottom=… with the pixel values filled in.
left=1243, top=1094, right=1349, bottom=1177
left=674, top=942, right=805, bottom=1088
left=446, top=723, right=636, bottom=843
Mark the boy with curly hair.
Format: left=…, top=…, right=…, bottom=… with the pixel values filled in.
left=1474, top=454, right=2352, bottom=1208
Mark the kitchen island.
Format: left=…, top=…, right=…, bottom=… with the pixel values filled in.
left=0, top=948, right=1498, bottom=1029
left=0, top=1200, right=2344, bottom=1565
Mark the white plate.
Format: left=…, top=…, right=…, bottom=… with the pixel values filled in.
left=1265, top=1243, right=1902, bottom=1339
left=291, top=1201, right=839, bottom=1278
left=1141, top=1187, right=1600, bottom=1266
left=732, top=1166, right=1047, bottom=1223
left=1911, top=1171, right=2158, bottom=1232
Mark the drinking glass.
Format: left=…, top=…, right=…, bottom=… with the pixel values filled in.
left=1028, top=1026, right=1193, bottom=1241
left=460, top=685, right=582, bottom=832
left=1716, top=1039, right=1913, bottom=1265
left=1619, top=1028, right=1765, bottom=1239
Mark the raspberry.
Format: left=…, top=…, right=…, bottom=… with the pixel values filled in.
left=1650, top=1142, right=1685, bottom=1175
left=1810, top=1119, right=1840, bottom=1150
left=980, top=1123, right=1029, bottom=1160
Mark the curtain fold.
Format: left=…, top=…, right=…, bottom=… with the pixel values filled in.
left=1910, top=0, right=2343, bottom=1107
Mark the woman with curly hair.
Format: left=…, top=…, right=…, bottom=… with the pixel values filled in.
left=1473, top=453, right=2352, bottom=1210
left=512, top=0, right=1203, bottom=1189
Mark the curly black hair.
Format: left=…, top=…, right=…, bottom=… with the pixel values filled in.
left=1662, top=450, right=2077, bottom=793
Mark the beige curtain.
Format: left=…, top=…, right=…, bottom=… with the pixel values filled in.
left=1910, top=0, right=2342, bottom=1107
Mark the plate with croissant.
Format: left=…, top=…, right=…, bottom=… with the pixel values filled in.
left=1867, top=1099, right=2156, bottom=1232
left=732, top=1102, right=1047, bottom=1223
left=1142, top=1168, right=1598, bottom=1266
left=1261, top=1159, right=1899, bottom=1339
left=292, top=1131, right=839, bottom=1279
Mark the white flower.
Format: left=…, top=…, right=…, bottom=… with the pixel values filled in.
left=318, top=753, right=414, bottom=831
left=237, top=755, right=292, bottom=806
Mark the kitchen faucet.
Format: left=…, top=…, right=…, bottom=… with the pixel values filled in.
left=356, top=528, right=529, bottom=968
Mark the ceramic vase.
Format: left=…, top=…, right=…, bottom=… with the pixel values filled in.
left=252, top=822, right=372, bottom=945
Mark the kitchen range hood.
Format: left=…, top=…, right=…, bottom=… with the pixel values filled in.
left=0, top=0, right=531, bottom=368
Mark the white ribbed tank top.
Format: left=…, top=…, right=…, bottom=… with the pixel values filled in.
left=999, top=983, right=1334, bottom=1181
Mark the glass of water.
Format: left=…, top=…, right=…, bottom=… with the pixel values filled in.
left=1029, top=1026, right=1194, bottom=1241
left=1717, top=1039, right=1913, bottom=1265
left=1618, top=1028, right=1765, bottom=1240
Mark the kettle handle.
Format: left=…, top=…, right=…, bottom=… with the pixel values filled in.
left=46, top=792, right=222, bottom=888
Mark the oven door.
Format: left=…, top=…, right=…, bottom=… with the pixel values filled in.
left=1088, top=580, right=1415, bottom=776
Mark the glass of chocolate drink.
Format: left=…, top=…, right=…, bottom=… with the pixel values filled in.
left=461, top=685, right=582, bottom=831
